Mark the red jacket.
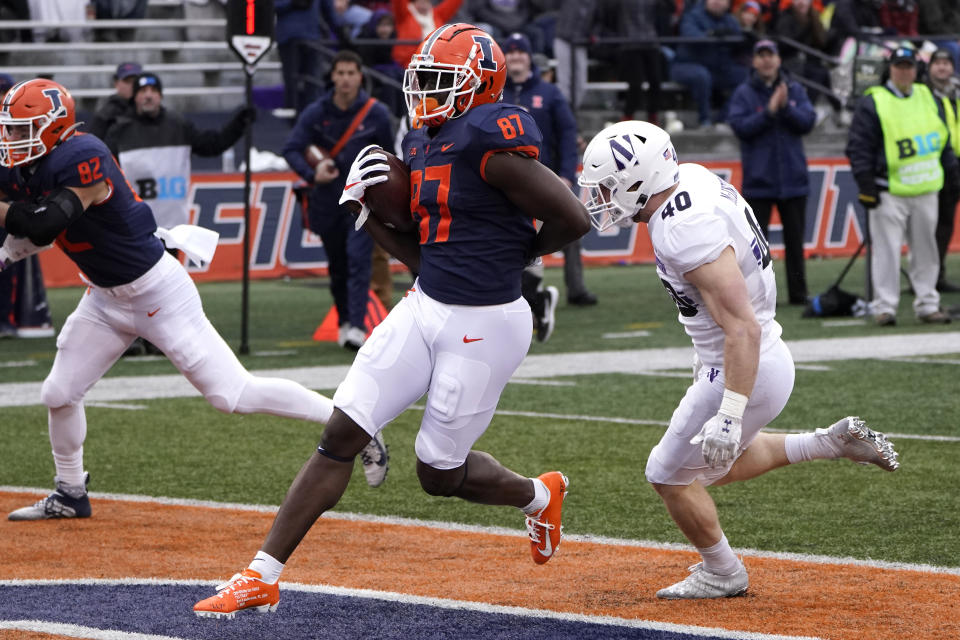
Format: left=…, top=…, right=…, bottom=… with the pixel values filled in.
left=391, top=0, right=464, bottom=68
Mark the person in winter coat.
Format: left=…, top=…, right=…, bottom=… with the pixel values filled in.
left=728, top=39, right=816, bottom=305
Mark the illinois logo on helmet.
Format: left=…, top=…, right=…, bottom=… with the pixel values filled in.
left=402, top=23, right=505, bottom=128
left=0, top=78, right=80, bottom=168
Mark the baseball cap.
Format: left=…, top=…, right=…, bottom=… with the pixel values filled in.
left=115, top=61, right=142, bottom=80
left=753, top=39, right=778, bottom=55
left=889, top=46, right=917, bottom=65
left=930, top=48, right=955, bottom=67
left=503, top=32, right=532, bottom=56
left=134, top=72, right=163, bottom=96
left=742, top=1, right=761, bottom=15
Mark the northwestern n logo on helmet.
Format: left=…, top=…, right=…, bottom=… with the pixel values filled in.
left=609, top=134, right=644, bottom=171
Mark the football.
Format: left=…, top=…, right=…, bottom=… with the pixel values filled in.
left=365, top=150, right=414, bottom=233
left=304, top=144, right=330, bottom=169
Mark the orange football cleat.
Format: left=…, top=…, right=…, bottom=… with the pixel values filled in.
left=194, top=569, right=279, bottom=619
left=525, top=471, right=569, bottom=565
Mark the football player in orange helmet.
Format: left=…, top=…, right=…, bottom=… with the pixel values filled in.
left=402, top=22, right=506, bottom=128
left=194, top=23, right=591, bottom=620
left=0, top=78, right=81, bottom=168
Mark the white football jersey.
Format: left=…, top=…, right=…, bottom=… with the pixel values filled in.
left=646, top=163, right=782, bottom=366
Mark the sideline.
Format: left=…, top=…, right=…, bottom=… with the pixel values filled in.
left=0, top=332, right=957, bottom=408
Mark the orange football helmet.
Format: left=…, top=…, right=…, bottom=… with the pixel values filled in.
left=0, top=78, right=79, bottom=168
left=403, top=23, right=505, bottom=128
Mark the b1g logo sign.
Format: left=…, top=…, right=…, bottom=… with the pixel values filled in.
left=895, top=133, right=943, bottom=159
left=136, top=176, right=188, bottom=201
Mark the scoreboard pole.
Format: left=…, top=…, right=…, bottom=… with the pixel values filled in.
left=226, top=0, right=274, bottom=355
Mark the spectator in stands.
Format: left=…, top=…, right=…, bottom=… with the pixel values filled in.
left=391, top=0, right=464, bottom=69
left=275, top=0, right=334, bottom=117
left=104, top=72, right=253, bottom=356
left=878, top=0, right=917, bottom=37
left=597, top=0, right=672, bottom=126
left=826, top=0, right=883, bottom=55
left=87, top=61, right=140, bottom=140
left=918, top=0, right=960, bottom=71
left=0, top=0, right=33, bottom=43
left=845, top=45, right=958, bottom=326
left=356, top=8, right=404, bottom=115
left=772, top=0, right=842, bottom=117
left=332, top=0, right=372, bottom=41
left=282, top=50, right=394, bottom=350
left=924, top=47, right=960, bottom=293
left=671, top=0, right=749, bottom=129
left=501, top=32, right=596, bottom=341
left=734, top=0, right=763, bottom=55
left=728, top=39, right=816, bottom=305
left=553, top=0, right=601, bottom=112
left=467, top=0, right=542, bottom=53
left=93, top=0, right=147, bottom=42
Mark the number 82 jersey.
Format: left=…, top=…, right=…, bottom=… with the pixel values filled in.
left=646, top=163, right=781, bottom=366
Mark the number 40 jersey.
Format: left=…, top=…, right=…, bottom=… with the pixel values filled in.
left=646, top=163, right=782, bottom=367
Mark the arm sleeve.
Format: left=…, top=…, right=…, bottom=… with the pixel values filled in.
left=727, top=85, right=771, bottom=140
left=782, top=81, right=816, bottom=134
left=188, top=109, right=246, bottom=157
left=551, top=87, right=579, bottom=184
left=282, top=103, right=322, bottom=182
left=844, top=95, right=882, bottom=182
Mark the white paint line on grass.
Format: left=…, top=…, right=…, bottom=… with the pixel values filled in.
left=0, top=360, right=37, bottom=368
left=2, top=487, right=957, bottom=576
left=0, top=581, right=822, bottom=640
left=85, top=402, right=148, bottom=411
left=602, top=330, right=651, bottom=339
left=1, top=332, right=958, bottom=407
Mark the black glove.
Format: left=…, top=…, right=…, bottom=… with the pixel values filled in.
left=854, top=172, right=879, bottom=209
left=858, top=190, right=879, bottom=209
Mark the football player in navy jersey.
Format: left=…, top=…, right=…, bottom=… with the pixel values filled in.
left=0, top=79, right=344, bottom=521
left=194, top=24, right=590, bottom=619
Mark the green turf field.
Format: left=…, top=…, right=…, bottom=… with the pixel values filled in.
left=1, top=255, right=959, bottom=568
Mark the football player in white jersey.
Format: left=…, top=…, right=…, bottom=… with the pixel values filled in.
left=579, top=121, right=900, bottom=600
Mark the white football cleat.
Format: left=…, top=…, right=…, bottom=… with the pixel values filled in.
left=359, top=431, right=388, bottom=488
left=820, top=416, right=899, bottom=471
left=656, top=560, right=748, bottom=600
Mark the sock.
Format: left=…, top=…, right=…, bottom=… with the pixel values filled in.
left=235, top=377, right=335, bottom=423
left=49, top=403, right=87, bottom=488
left=521, top=477, right=549, bottom=515
left=248, top=550, right=284, bottom=584
left=784, top=430, right=841, bottom=463
left=698, top=534, right=741, bottom=576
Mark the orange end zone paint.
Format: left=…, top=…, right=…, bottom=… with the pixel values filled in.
left=2, top=492, right=958, bottom=640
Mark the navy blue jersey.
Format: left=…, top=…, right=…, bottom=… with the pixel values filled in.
left=401, top=103, right=542, bottom=305
left=0, top=134, right=164, bottom=287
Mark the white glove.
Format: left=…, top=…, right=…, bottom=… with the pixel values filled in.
left=0, top=234, right=51, bottom=270
left=338, top=144, right=389, bottom=230
left=691, top=412, right=742, bottom=468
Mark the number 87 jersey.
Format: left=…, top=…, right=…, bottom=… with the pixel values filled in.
left=401, top=102, right=542, bottom=307
left=647, top=163, right=781, bottom=365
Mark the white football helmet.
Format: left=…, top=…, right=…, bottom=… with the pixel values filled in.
left=578, top=120, right=679, bottom=231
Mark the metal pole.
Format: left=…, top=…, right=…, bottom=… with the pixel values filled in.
left=239, top=68, right=253, bottom=355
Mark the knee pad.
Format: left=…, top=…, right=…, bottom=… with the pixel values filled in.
left=206, top=392, right=237, bottom=414
left=41, top=376, right=74, bottom=409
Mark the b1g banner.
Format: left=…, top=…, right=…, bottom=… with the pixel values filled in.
left=37, top=161, right=960, bottom=288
